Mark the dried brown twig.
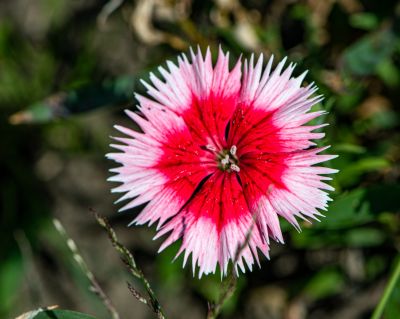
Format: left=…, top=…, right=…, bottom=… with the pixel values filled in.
left=90, top=209, right=166, bottom=319
left=97, top=0, right=125, bottom=28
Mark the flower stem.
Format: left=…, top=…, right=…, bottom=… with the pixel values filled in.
left=371, top=255, right=400, bottom=319
left=207, top=213, right=257, bottom=319
left=91, top=209, right=166, bottom=319
left=207, top=271, right=237, bottom=319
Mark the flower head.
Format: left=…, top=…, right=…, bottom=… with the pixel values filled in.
left=107, top=47, right=337, bottom=277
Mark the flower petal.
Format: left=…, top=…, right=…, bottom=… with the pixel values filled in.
left=108, top=106, right=215, bottom=226
left=156, top=172, right=269, bottom=277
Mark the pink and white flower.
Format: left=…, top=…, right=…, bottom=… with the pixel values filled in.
left=107, top=47, right=337, bottom=277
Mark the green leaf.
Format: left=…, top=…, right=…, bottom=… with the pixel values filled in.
left=342, top=28, right=396, bottom=76
left=291, top=227, right=386, bottom=249
left=332, top=143, right=366, bottom=154
left=291, top=184, right=400, bottom=248
left=303, top=268, right=344, bottom=300
left=384, top=277, right=400, bottom=319
left=336, top=157, right=390, bottom=188
left=9, top=75, right=140, bottom=124
left=370, top=109, right=399, bottom=130
left=373, top=257, right=400, bottom=319
left=0, top=255, right=23, bottom=316
left=156, top=241, right=184, bottom=288
left=344, top=228, right=386, bottom=247
left=316, top=188, right=372, bottom=230
left=349, top=13, right=379, bottom=31
left=18, top=309, right=96, bottom=319
left=377, top=58, right=400, bottom=87
left=309, top=184, right=400, bottom=231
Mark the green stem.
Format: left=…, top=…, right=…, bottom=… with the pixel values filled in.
left=371, top=256, right=400, bottom=319
left=207, top=270, right=237, bottom=319
left=92, top=210, right=166, bottom=319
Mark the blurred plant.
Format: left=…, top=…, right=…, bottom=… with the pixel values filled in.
left=53, top=219, right=121, bottom=319
left=372, top=257, right=400, bottom=319
left=14, top=213, right=168, bottom=319
left=9, top=75, right=139, bottom=124
left=93, top=211, right=166, bottom=319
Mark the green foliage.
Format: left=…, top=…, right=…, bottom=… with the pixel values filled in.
left=9, top=75, right=140, bottom=124
left=336, top=157, right=390, bottom=188
left=349, top=13, right=379, bottom=31
left=156, top=242, right=185, bottom=288
left=34, top=309, right=96, bottom=319
left=0, top=22, right=56, bottom=108
left=373, top=258, right=400, bottom=319
left=0, top=255, right=23, bottom=317
left=342, top=28, right=397, bottom=76
left=384, top=282, right=400, bottom=319
left=291, top=183, right=399, bottom=249
left=303, top=268, right=345, bottom=300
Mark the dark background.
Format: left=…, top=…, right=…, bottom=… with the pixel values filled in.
left=1, top=0, right=400, bottom=318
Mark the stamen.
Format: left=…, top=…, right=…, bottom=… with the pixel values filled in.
left=205, top=144, right=217, bottom=152
left=230, top=145, right=237, bottom=156
left=218, top=145, right=240, bottom=173
left=221, top=154, right=230, bottom=165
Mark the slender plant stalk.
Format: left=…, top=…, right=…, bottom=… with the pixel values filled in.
left=53, top=219, right=121, bottom=319
left=206, top=270, right=237, bottom=319
left=207, top=213, right=257, bottom=319
left=371, top=256, right=400, bottom=319
left=91, top=209, right=166, bottom=319
left=14, top=231, right=43, bottom=306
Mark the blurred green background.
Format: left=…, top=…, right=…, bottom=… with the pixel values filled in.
left=1, top=0, right=400, bottom=318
